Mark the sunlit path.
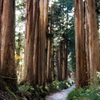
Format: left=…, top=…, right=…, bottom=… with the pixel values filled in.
left=45, top=84, right=75, bottom=100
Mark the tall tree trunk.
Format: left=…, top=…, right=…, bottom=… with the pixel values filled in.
left=50, top=42, right=54, bottom=82
left=85, top=0, right=100, bottom=79
left=56, top=44, right=61, bottom=81
left=39, top=0, right=46, bottom=85
left=61, top=40, right=65, bottom=80
left=33, top=0, right=39, bottom=84
left=47, top=9, right=52, bottom=83
left=24, top=0, right=34, bottom=84
left=60, top=42, right=62, bottom=81
left=85, top=2, right=90, bottom=80
left=0, top=0, right=1, bottom=70
left=64, top=35, right=68, bottom=80
left=47, top=37, right=51, bottom=82
left=0, top=0, right=2, bottom=87
left=44, top=0, right=48, bottom=84
left=1, top=0, right=17, bottom=88
left=74, top=0, right=88, bottom=89
left=37, top=0, right=41, bottom=84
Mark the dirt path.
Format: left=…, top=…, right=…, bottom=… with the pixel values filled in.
left=45, top=84, right=75, bottom=100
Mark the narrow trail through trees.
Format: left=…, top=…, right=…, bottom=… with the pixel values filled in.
left=45, top=84, right=75, bottom=100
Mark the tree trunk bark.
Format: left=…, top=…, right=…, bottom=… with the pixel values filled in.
left=0, top=0, right=1, bottom=70
left=85, top=0, right=100, bottom=79
left=39, top=0, right=48, bottom=85
left=61, top=40, right=65, bottom=80
left=24, top=0, right=34, bottom=84
left=47, top=37, right=51, bottom=82
left=74, top=0, right=88, bottom=89
left=44, top=0, right=48, bottom=85
left=50, top=42, right=54, bottom=82
left=1, top=0, right=17, bottom=88
left=40, top=0, right=44, bottom=85
left=56, top=44, right=61, bottom=81
left=33, top=0, right=39, bottom=84
left=0, top=0, right=2, bottom=87
left=64, top=35, right=68, bottom=80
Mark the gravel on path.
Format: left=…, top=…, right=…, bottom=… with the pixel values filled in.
left=45, top=84, right=75, bottom=100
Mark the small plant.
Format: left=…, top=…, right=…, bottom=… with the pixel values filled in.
left=67, top=88, right=86, bottom=100
left=67, top=73, right=100, bottom=100
left=48, top=80, right=71, bottom=93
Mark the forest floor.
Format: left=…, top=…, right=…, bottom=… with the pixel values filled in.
left=45, top=84, right=75, bottom=100
left=0, top=90, right=11, bottom=100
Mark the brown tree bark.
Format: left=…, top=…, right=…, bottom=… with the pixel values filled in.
left=46, top=9, right=52, bottom=84
left=0, top=0, right=2, bottom=84
left=47, top=37, right=51, bottom=82
left=24, top=0, right=34, bottom=84
left=50, top=42, right=54, bottom=82
left=39, top=0, right=44, bottom=85
left=44, top=0, right=48, bottom=84
left=37, top=0, right=41, bottom=85
left=74, top=0, right=88, bottom=89
left=33, top=0, right=39, bottom=84
left=64, top=35, right=68, bottom=80
left=1, top=0, right=17, bottom=88
left=47, top=6, right=54, bottom=83
left=61, top=40, right=66, bottom=80
left=39, top=0, right=48, bottom=85
left=56, top=43, right=62, bottom=81
left=85, top=0, right=100, bottom=79
left=60, top=42, right=62, bottom=81
left=0, top=0, right=5, bottom=90
left=0, top=0, right=1, bottom=70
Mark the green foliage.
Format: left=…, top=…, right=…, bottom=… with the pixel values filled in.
left=18, top=84, right=48, bottom=99
left=67, top=88, right=81, bottom=100
left=18, top=85, right=34, bottom=95
left=17, top=80, right=71, bottom=99
left=48, top=80, right=71, bottom=93
left=67, top=80, right=100, bottom=100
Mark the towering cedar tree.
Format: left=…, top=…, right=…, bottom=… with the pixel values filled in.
left=38, top=0, right=49, bottom=85
left=33, top=0, right=39, bottom=84
left=44, top=0, right=48, bottom=84
left=24, top=0, right=34, bottom=84
left=64, top=35, right=68, bottom=80
left=1, top=0, right=17, bottom=88
left=47, top=16, right=51, bottom=83
left=56, top=44, right=61, bottom=81
left=48, top=6, right=54, bottom=83
left=85, top=0, right=100, bottom=79
left=0, top=0, right=2, bottom=86
left=39, top=0, right=45, bottom=85
left=0, top=0, right=1, bottom=70
left=61, top=40, right=67, bottom=80
left=74, top=0, right=87, bottom=89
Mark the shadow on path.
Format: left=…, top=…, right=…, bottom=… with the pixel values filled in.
left=45, top=84, right=75, bottom=100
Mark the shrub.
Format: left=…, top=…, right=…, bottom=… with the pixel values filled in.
left=67, top=84, right=100, bottom=100
left=18, top=80, right=71, bottom=99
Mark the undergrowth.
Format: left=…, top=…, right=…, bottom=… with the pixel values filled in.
left=17, top=80, right=72, bottom=100
left=0, top=80, right=72, bottom=100
left=67, top=74, right=100, bottom=100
